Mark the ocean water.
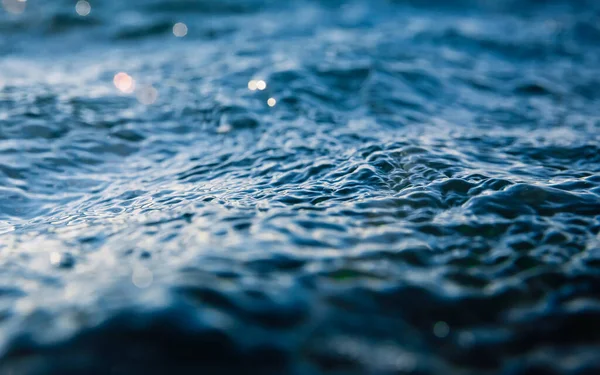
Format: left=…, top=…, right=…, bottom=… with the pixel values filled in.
left=1, top=0, right=600, bottom=374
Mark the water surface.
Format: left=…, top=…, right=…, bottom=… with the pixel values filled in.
left=1, top=0, right=600, bottom=374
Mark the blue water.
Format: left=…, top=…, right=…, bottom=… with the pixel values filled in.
left=1, top=0, right=600, bottom=374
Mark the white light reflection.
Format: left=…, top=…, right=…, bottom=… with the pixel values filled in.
left=173, top=22, right=188, bottom=37
left=267, top=97, right=276, bottom=107
left=75, top=0, right=90, bottom=16
left=2, top=0, right=27, bottom=14
left=113, top=72, right=135, bottom=94
left=248, top=80, right=258, bottom=91
left=216, top=124, right=232, bottom=134
left=49, top=252, right=62, bottom=266
left=256, top=80, right=267, bottom=90
left=49, top=251, right=74, bottom=268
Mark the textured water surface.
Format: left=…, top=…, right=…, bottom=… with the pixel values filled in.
left=1, top=0, right=600, bottom=374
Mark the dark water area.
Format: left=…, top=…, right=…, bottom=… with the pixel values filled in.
left=1, top=0, right=600, bottom=374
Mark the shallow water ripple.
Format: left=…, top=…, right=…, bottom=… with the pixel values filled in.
left=1, top=0, right=600, bottom=374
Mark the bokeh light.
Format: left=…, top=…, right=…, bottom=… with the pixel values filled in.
left=248, top=80, right=258, bottom=91
left=433, top=321, right=450, bottom=338
left=132, top=266, right=153, bottom=288
left=136, top=85, right=159, bottom=105
left=267, top=98, right=276, bottom=107
left=113, top=72, right=135, bottom=94
left=75, top=0, right=91, bottom=16
left=173, top=22, right=188, bottom=37
left=2, top=0, right=27, bottom=14
left=256, top=80, right=267, bottom=90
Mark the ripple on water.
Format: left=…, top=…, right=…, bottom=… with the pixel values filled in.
left=1, top=0, right=600, bottom=374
